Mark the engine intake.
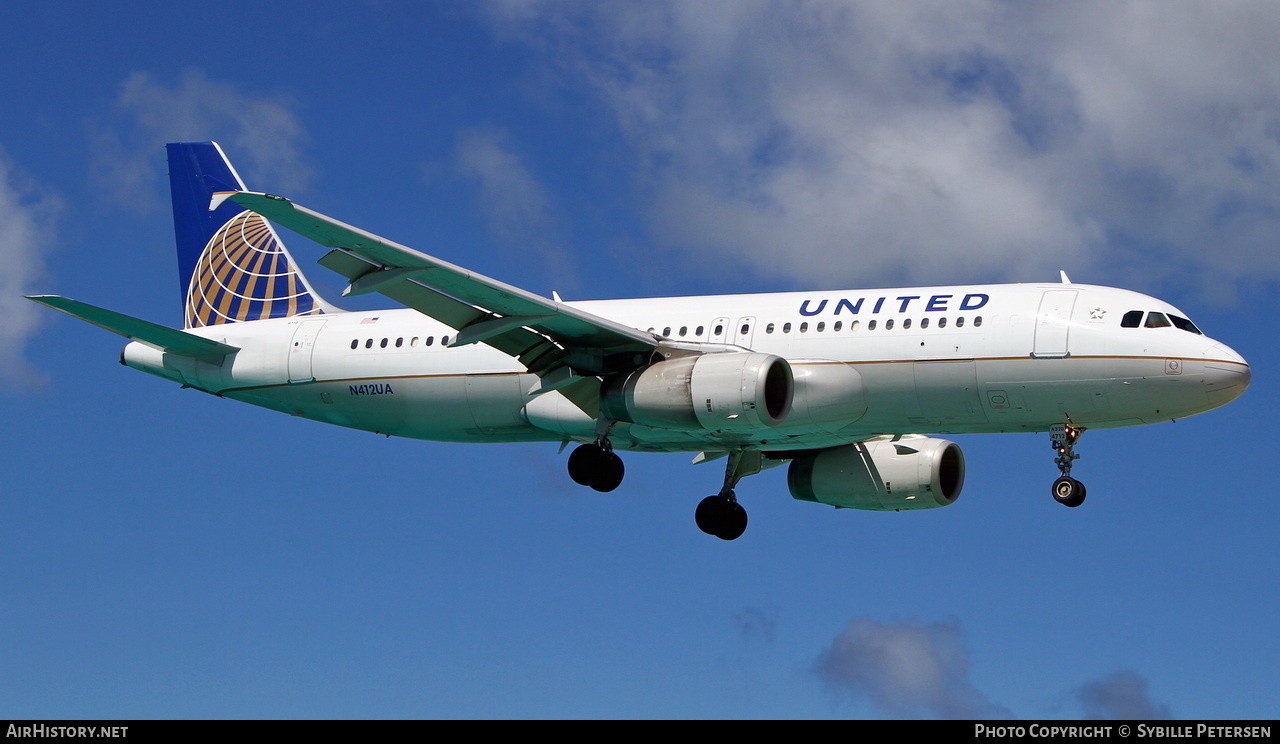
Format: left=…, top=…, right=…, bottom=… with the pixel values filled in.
left=602, top=352, right=793, bottom=432
left=788, top=436, right=964, bottom=510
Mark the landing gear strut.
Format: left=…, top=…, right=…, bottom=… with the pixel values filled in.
left=695, top=450, right=763, bottom=541
left=1049, top=423, right=1086, bottom=508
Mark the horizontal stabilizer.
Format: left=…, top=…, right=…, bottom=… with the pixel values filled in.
left=27, top=295, right=239, bottom=358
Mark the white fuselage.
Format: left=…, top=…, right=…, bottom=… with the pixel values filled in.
left=122, top=282, right=1251, bottom=453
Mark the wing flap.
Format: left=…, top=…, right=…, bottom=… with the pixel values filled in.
left=227, top=192, right=657, bottom=358
left=317, top=249, right=558, bottom=365
left=27, top=295, right=239, bottom=358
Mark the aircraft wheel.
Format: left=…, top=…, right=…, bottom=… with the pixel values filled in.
left=568, top=444, right=625, bottom=492
left=695, top=495, right=748, bottom=541
left=591, top=451, right=625, bottom=493
left=1052, top=476, right=1086, bottom=508
left=695, top=495, right=726, bottom=535
left=568, top=444, right=605, bottom=486
left=716, top=501, right=748, bottom=541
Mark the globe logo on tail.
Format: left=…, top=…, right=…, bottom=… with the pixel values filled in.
left=185, top=210, right=323, bottom=328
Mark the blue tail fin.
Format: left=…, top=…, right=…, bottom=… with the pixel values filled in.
left=167, top=141, right=328, bottom=329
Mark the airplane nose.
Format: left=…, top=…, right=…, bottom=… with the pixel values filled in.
left=1203, top=344, right=1251, bottom=405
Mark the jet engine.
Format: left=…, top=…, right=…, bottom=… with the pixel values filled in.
left=787, top=436, right=964, bottom=510
left=601, top=352, right=793, bottom=432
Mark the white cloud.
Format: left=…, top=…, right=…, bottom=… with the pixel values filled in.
left=456, top=127, right=561, bottom=247
left=480, top=1, right=1280, bottom=296
left=91, top=69, right=310, bottom=210
left=814, top=616, right=1011, bottom=719
left=454, top=126, right=577, bottom=290
left=1076, top=670, right=1173, bottom=720
left=0, top=149, right=58, bottom=388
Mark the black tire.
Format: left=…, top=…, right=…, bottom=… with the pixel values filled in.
left=695, top=495, right=728, bottom=535
left=590, top=451, right=625, bottom=493
left=715, top=500, right=748, bottom=541
left=1052, top=476, right=1086, bottom=508
left=695, top=495, right=748, bottom=540
left=568, top=444, right=605, bottom=486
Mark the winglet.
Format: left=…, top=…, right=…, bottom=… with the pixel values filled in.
left=1060, top=270, right=1072, bottom=284
left=208, top=190, right=238, bottom=211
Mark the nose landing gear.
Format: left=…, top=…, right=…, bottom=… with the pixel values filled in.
left=1050, top=423, right=1086, bottom=508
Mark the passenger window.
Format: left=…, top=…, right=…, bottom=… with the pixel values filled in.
left=902, top=318, right=912, bottom=329
left=714, top=324, right=724, bottom=337
left=920, top=318, right=929, bottom=329
left=395, top=337, right=403, bottom=348
left=365, top=339, right=373, bottom=349
left=886, top=319, right=894, bottom=330
left=869, top=320, right=877, bottom=330
left=850, top=320, right=860, bottom=331
left=974, top=316, right=983, bottom=327
left=783, top=322, right=792, bottom=333
left=800, top=322, right=809, bottom=333
left=426, top=337, right=434, bottom=346
left=696, top=326, right=704, bottom=336
left=680, top=326, right=688, bottom=337
left=663, top=327, right=671, bottom=337
left=442, top=335, right=451, bottom=345
left=350, top=339, right=358, bottom=350
left=816, top=322, right=825, bottom=332
left=740, top=323, right=750, bottom=335
left=1121, top=310, right=1143, bottom=328
left=938, top=317, right=947, bottom=329
left=411, top=337, right=419, bottom=347
left=956, top=317, right=965, bottom=328
left=1145, top=312, right=1171, bottom=328
left=766, top=323, right=775, bottom=334
left=833, top=321, right=842, bottom=332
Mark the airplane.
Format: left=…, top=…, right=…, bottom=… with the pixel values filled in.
left=29, top=141, right=1252, bottom=540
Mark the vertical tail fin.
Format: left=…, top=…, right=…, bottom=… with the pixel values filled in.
left=167, top=141, right=329, bottom=329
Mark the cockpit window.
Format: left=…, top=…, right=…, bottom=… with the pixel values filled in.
left=1169, top=314, right=1202, bottom=335
left=1121, top=309, right=1204, bottom=334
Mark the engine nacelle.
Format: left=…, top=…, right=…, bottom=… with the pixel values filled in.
left=787, top=436, right=964, bottom=510
left=601, top=352, right=793, bottom=432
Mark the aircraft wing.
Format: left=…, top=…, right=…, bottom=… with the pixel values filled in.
left=222, top=191, right=657, bottom=375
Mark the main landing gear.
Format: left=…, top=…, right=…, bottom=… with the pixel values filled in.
left=1049, top=423, right=1087, bottom=508
left=567, top=417, right=625, bottom=492
left=695, top=451, right=764, bottom=541
left=564, top=433, right=761, bottom=541
left=567, top=441, right=625, bottom=492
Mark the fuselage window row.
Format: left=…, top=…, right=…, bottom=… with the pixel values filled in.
left=349, top=335, right=443, bottom=350
left=344, top=313, right=990, bottom=353
left=760, top=316, right=982, bottom=334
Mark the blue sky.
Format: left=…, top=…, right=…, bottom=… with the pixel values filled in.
left=2, top=1, right=1277, bottom=719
